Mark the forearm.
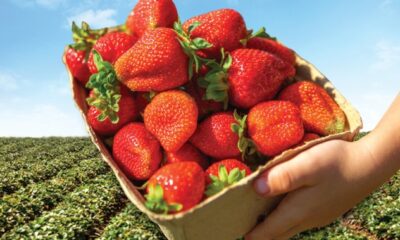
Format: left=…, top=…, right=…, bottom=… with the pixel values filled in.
left=359, top=93, right=400, bottom=180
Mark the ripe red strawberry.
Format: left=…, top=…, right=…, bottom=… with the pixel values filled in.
left=182, top=8, right=247, bottom=59
left=144, top=90, right=198, bottom=152
left=185, top=81, right=223, bottom=118
left=87, top=86, right=138, bottom=136
left=205, top=159, right=251, bottom=196
left=145, top=162, right=205, bottom=213
left=190, top=112, right=240, bottom=159
left=278, top=81, right=346, bottom=136
left=247, top=37, right=296, bottom=67
left=302, top=133, right=320, bottom=142
left=248, top=101, right=304, bottom=156
left=65, top=22, right=108, bottom=85
left=165, top=143, right=209, bottom=170
left=126, top=0, right=178, bottom=38
left=293, top=133, right=320, bottom=148
left=88, top=32, right=137, bottom=74
left=113, top=123, right=162, bottom=181
left=228, top=49, right=295, bottom=109
left=115, top=28, right=189, bottom=91
left=65, top=48, right=91, bottom=85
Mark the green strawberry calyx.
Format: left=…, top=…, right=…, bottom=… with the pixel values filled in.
left=69, top=22, right=107, bottom=54
left=69, top=21, right=127, bottom=59
left=205, top=165, right=247, bottom=197
left=145, top=184, right=183, bottom=214
left=86, top=50, right=121, bottom=123
left=231, top=109, right=257, bottom=160
left=197, top=49, right=231, bottom=109
left=174, top=21, right=213, bottom=79
left=240, top=27, right=277, bottom=46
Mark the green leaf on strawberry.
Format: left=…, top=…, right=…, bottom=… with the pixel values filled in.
left=86, top=50, right=121, bottom=123
left=231, top=109, right=257, bottom=160
left=240, top=26, right=277, bottom=46
left=197, top=49, right=231, bottom=109
left=174, top=21, right=213, bottom=79
left=145, top=184, right=183, bottom=214
left=205, top=165, right=247, bottom=196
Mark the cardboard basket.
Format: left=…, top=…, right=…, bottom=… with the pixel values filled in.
left=64, top=50, right=363, bottom=240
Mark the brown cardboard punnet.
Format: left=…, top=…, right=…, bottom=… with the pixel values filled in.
left=64, top=49, right=363, bottom=240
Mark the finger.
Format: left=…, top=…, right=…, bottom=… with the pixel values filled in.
left=254, top=151, right=317, bottom=197
left=245, top=193, right=307, bottom=240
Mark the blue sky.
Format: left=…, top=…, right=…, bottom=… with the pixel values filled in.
left=0, top=0, right=399, bottom=136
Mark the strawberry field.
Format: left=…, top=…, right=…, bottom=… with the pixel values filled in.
left=0, top=134, right=399, bottom=240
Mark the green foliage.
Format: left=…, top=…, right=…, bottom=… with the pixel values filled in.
left=0, top=157, right=109, bottom=235
left=145, top=184, right=182, bottom=214
left=0, top=142, right=99, bottom=195
left=347, top=173, right=400, bottom=239
left=205, top=165, right=247, bottom=196
left=99, top=203, right=166, bottom=240
left=2, top=173, right=125, bottom=240
left=292, top=220, right=367, bottom=240
left=0, top=135, right=399, bottom=240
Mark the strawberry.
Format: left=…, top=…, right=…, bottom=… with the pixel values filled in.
left=65, top=22, right=108, bottom=85
left=113, top=123, right=162, bottom=181
left=88, top=32, right=137, bottom=74
left=182, top=9, right=247, bottom=59
left=144, top=90, right=198, bottom=152
left=115, top=28, right=189, bottom=91
left=190, top=112, right=240, bottom=159
left=65, top=48, right=91, bottom=85
left=293, top=133, right=320, bottom=148
left=185, top=81, right=223, bottom=118
left=87, top=86, right=138, bottom=136
left=228, top=49, right=295, bottom=109
left=134, top=92, right=151, bottom=115
left=165, top=143, right=209, bottom=170
left=278, top=81, right=346, bottom=136
left=198, top=49, right=295, bottom=110
left=145, top=162, right=205, bottom=213
left=247, top=37, right=296, bottom=67
left=247, top=101, right=304, bottom=156
left=126, top=0, right=178, bottom=38
left=205, top=159, right=251, bottom=196
left=302, top=133, right=320, bottom=142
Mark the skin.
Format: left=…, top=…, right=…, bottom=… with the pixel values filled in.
left=246, top=93, right=400, bottom=240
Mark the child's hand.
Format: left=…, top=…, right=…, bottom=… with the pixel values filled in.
left=245, top=138, right=393, bottom=240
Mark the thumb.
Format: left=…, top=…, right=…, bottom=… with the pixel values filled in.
left=253, top=152, right=317, bottom=197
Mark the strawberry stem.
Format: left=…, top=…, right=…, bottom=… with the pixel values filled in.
left=174, top=21, right=213, bottom=79
left=231, top=109, right=257, bottom=160
left=197, top=49, right=231, bottom=109
left=145, top=184, right=183, bottom=214
left=240, top=27, right=277, bottom=46
left=86, top=50, right=121, bottom=123
left=205, top=165, right=247, bottom=196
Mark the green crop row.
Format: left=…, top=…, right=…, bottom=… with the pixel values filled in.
left=1, top=173, right=125, bottom=240
left=347, top=172, right=400, bottom=239
left=293, top=220, right=367, bottom=240
left=0, top=143, right=99, bottom=196
left=0, top=157, right=110, bottom=235
left=0, top=138, right=89, bottom=168
left=98, top=203, right=166, bottom=240
left=0, top=138, right=51, bottom=160
left=0, top=138, right=43, bottom=155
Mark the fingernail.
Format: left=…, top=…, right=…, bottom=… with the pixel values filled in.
left=254, top=177, right=270, bottom=195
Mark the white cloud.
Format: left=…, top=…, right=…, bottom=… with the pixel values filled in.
left=351, top=92, right=397, bottom=131
left=371, top=40, right=400, bottom=71
left=67, top=9, right=118, bottom=29
left=0, top=103, right=87, bottom=137
left=0, top=72, right=19, bottom=91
